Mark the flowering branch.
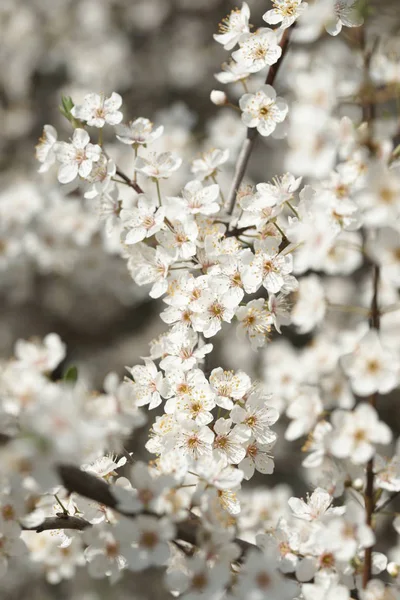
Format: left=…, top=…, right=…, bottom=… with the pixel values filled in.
left=23, top=465, right=255, bottom=558
left=226, top=25, right=294, bottom=216
left=3, top=1, right=399, bottom=596
left=363, top=265, right=380, bottom=588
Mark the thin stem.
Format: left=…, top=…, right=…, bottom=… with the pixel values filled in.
left=164, top=217, right=175, bottom=233
left=273, top=221, right=287, bottom=240
left=327, top=303, right=370, bottom=316
left=155, top=179, right=162, bottom=206
left=286, top=201, right=299, bottom=218
left=227, top=103, right=241, bottom=113
left=211, top=174, right=226, bottom=205
left=375, top=491, right=400, bottom=513
left=98, top=128, right=103, bottom=147
left=226, top=26, right=294, bottom=216
left=133, top=146, right=138, bottom=183
left=363, top=266, right=380, bottom=588
left=54, top=494, right=69, bottom=516
left=115, top=168, right=144, bottom=194
left=112, top=177, right=131, bottom=186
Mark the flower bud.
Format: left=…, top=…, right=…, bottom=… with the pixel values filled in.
left=388, top=562, right=399, bottom=577
left=210, top=90, right=227, bottom=106
left=352, top=478, right=364, bottom=491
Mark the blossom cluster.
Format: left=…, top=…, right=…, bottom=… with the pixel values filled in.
left=1, top=1, right=400, bottom=600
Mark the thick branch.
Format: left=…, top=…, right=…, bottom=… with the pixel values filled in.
left=226, top=26, right=294, bottom=215
left=23, top=515, right=91, bottom=533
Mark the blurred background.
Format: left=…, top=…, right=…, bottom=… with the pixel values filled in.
left=1, top=0, right=400, bottom=598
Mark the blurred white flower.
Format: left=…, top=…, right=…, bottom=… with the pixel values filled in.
left=239, top=85, right=288, bottom=137
left=71, top=92, right=123, bottom=127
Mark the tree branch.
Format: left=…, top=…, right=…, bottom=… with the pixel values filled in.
left=226, top=26, right=294, bottom=216
left=360, top=26, right=380, bottom=589
left=115, top=168, right=144, bottom=195
left=22, top=464, right=254, bottom=557
left=363, top=265, right=380, bottom=588
left=23, top=515, right=91, bottom=533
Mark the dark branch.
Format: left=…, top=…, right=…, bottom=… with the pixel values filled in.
left=23, top=515, right=91, bottom=533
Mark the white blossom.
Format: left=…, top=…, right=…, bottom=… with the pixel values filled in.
left=325, top=0, right=364, bottom=36
left=71, top=92, right=123, bottom=127
left=342, top=329, right=399, bottom=396
left=263, top=0, right=308, bottom=29
left=134, top=152, right=182, bottom=179
left=167, top=180, right=221, bottom=215
left=116, top=117, right=163, bottom=145
left=213, top=3, right=251, bottom=50
left=240, top=85, right=288, bottom=137
left=54, top=128, right=101, bottom=184
left=330, top=403, right=392, bottom=464
left=121, top=196, right=165, bottom=245
left=35, top=125, right=57, bottom=173
left=232, top=29, right=282, bottom=73
left=191, top=148, right=229, bottom=180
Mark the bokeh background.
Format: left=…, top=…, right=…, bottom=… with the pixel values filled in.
left=1, top=0, right=400, bottom=598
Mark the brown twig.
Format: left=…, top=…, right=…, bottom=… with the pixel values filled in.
left=226, top=26, right=294, bottom=216
left=115, top=168, right=144, bottom=195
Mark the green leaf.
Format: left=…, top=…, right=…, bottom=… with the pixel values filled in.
left=64, top=365, right=78, bottom=384
left=59, top=96, right=84, bottom=129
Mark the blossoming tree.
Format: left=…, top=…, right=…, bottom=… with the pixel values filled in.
left=1, top=1, right=400, bottom=599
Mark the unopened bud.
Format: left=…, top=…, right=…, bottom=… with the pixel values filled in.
left=210, top=90, right=227, bottom=106
left=388, top=562, right=399, bottom=577
left=352, top=477, right=364, bottom=491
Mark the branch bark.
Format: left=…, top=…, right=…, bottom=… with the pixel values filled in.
left=226, top=26, right=294, bottom=216
left=23, top=515, right=91, bottom=533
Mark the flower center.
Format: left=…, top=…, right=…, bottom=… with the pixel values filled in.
left=380, top=187, right=395, bottom=203
left=192, top=573, right=208, bottom=590
left=366, top=359, right=380, bottom=373
left=256, top=572, right=271, bottom=589
left=187, top=435, right=200, bottom=449
left=2, top=505, right=15, bottom=520
left=354, top=428, right=367, bottom=442
left=245, top=415, right=257, bottom=428
left=140, top=531, right=158, bottom=549
left=106, top=541, right=120, bottom=558
left=259, top=105, right=271, bottom=117
left=246, top=443, right=258, bottom=458
left=138, top=488, right=154, bottom=505
left=209, top=302, right=224, bottom=318
left=177, top=383, right=191, bottom=395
